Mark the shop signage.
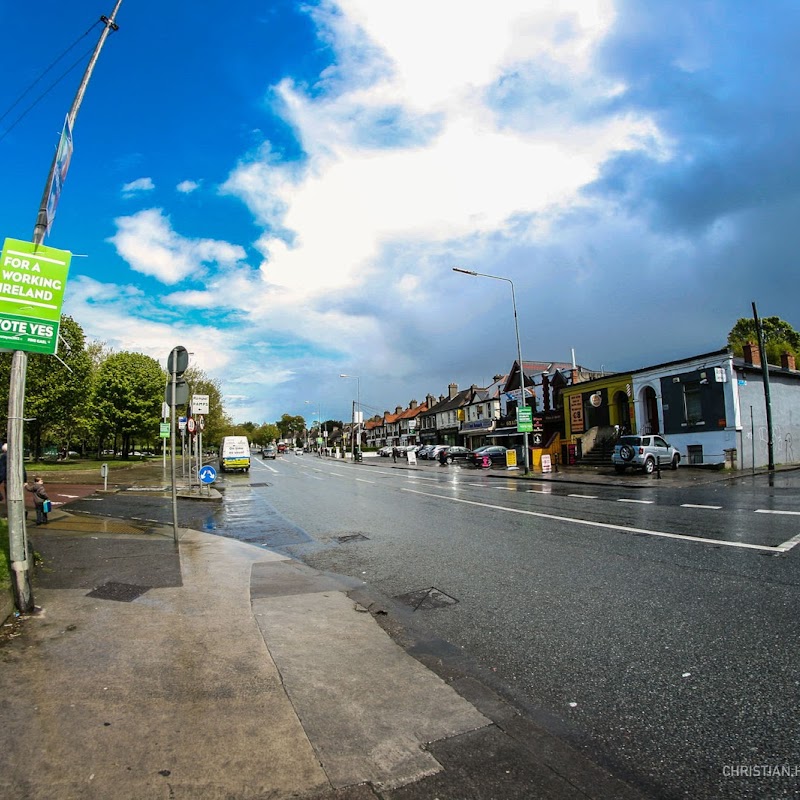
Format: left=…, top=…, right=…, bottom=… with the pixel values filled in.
left=570, top=394, right=585, bottom=433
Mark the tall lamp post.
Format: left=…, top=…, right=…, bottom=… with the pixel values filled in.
left=305, top=400, right=322, bottom=455
left=339, top=374, right=361, bottom=460
left=453, top=267, right=530, bottom=474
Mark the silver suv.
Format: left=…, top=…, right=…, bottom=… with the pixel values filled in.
left=611, top=434, right=680, bottom=474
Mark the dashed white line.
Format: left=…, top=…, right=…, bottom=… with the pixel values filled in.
left=569, top=494, right=598, bottom=499
left=681, top=503, right=722, bottom=510
left=356, top=478, right=375, bottom=484
left=755, top=509, right=800, bottom=516
left=618, top=498, right=654, bottom=504
left=400, top=488, right=782, bottom=552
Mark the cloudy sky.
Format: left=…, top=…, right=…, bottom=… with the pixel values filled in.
left=0, top=0, right=797, bottom=425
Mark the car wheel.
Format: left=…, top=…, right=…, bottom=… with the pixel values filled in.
left=671, top=455, right=679, bottom=470
left=643, top=458, right=655, bottom=474
left=614, top=465, right=626, bottom=474
left=620, top=444, right=635, bottom=462
left=447, top=456, right=454, bottom=464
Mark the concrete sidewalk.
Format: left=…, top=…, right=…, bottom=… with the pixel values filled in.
left=0, top=509, right=649, bottom=799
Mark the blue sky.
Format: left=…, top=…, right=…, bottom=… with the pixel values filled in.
left=1, top=0, right=797, bottom=425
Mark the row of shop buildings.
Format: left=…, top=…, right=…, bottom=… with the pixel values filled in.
left=354, top=343, right=800, bottom=471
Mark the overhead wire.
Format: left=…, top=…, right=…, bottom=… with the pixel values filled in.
left=0, top=19, right=103, bottom=143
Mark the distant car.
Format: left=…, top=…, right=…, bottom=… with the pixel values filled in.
left=439, top=446, right=471, bottom=464
left=417, top=445, right=435, bottom=459
left=378, top=445, right=394, bottom=457
left=294, top=447, right=303, bottom=454
left=611, top=435, right=680, bottom=474
left=277, top=443, right=288, bottom=453
left=262, top=446, right=277, bottom=459
left=468, top=445, right=508, bottom=466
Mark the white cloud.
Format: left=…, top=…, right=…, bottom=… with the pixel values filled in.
left=107, top=209, right=247, bottom=285
left=121, top=177, right=155, bottom=196
left=222, top=0, right=653, bottom=307
left=176, top=179, right=200, bottom=193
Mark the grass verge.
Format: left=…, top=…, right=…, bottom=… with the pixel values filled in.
left=0, top=518, right=9, bottom=596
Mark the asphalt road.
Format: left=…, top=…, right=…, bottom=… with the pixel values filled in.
left=66, top=455, right=800, bottom=800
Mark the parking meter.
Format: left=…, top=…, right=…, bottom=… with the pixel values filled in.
left=100, top=462, right=108, bottom=491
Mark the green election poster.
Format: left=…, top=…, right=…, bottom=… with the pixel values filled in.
left=0, top=238, right=72, bottom=354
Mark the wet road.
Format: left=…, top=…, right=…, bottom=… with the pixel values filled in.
left=69, top=456, right=800, bottom=800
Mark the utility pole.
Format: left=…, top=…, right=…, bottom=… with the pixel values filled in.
left=752, top=301, right=775, bottom=472
left=7, top=2, right=123, bottom=612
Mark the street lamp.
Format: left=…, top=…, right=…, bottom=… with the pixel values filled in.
left=339, top=374, right=361, bottom=460
left=453, top=267, right=530, bottom=473
left=305, top=400, right=323, bottom=456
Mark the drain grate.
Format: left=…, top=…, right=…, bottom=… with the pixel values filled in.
left=86, top=582, right=151, bottom=602
left=336, top=533, right=370, bottom=543
left=394, top=586, right=459, bottom=611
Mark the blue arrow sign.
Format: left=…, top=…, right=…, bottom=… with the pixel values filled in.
left=198, top=465, right=217, bottom=484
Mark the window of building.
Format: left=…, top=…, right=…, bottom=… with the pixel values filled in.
left=683, top=382, right=702, bottom=423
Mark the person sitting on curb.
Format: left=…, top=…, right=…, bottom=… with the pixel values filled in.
left=25, top=475, right=50, bottom=525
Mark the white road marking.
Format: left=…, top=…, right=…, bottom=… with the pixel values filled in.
left=755, top=509, right=800, bottom=516
left=569, top=494, right=598, bottom=499
left=681, top=503, right=722, bottom=510
left=401, top=489, right=784, bottom=552
left=356, top=478, right=375, bottom=484
left=618, top=498, right=654, bottom=504
left=777, top=532, right=800, bottom=552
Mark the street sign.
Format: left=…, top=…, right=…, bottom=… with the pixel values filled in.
left=198, top=465, right=217, bottom=484
left=187, top=417, right=196, bottom=435
left=517, top=406, right=533, bottom=432
left=159, top=422, right=170, bottom=438
left=192, top=394, right=209, bottom=414
left=0, top=238, right=72, bottom=354
left=178, top=416, right=187, bottom=431
left=165, top=378, right=188, bottom=405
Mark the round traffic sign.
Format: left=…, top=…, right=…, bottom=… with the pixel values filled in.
left=187, top=417, right=196, bottom=434
left=198, top=465, right=217, bottom=484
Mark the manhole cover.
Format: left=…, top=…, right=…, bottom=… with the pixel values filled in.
left=86, top=582, right=151, bottom=602
left=394, top=586, right=459, bottom=611
left=336, top=533, right=369, bottom=543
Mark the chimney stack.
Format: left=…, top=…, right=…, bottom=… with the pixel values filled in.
left=448, top=382, right=458, bottom=399
left=742, top=342, right=761, bottom=366
left=781, top=351, right=796, bottom=371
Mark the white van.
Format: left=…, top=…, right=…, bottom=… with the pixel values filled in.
left=219, top=436, right=251, bottom=472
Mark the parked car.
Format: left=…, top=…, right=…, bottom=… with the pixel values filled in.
left=439, top=445, right=472, bottom=464
left=261, top=445, right=277, bottom=459
left=611, top=434, right=680, bottom=474
left=468, top=445, right=508, bottom=466
left=417, top=445, right=435, bottom=459
left=427, top=445, right=446, bottom=461
left=378, top=445, right=394, bottom=457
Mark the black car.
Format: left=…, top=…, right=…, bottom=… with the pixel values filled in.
left=468, top=445, right=508, bottom=466
left=438, top=446, right=472, bottom=464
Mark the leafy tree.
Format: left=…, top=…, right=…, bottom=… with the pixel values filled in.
left=183, top=366, right=228, bottom=447
left=93, top=351, right=164, bottom=458
left=728, top=316, right=800, bottom=365
left=0, top=315, right=93, bottom=457
left=253, top=422, right=280, bottom=444
left=277, top=414, right=306, bottom=442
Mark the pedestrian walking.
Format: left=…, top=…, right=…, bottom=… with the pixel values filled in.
left=392, top=446, right=398, bottom=463
left=25, top=475, right=50, bottom=525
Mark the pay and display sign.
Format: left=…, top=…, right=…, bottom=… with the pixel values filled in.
left=0, top=238, right=71, bottom=354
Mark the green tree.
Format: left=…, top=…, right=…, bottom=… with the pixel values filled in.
left=277, top=414, right=306, bottom=444
left=728, top=316, right=800, bottom=365
left=0, top=315, right=93, bottom=457
left=93, top=351, right=164, bottom=458
left=254, top=422, right=280, bottom=445
left=183, top=366, right=228, bottom=447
